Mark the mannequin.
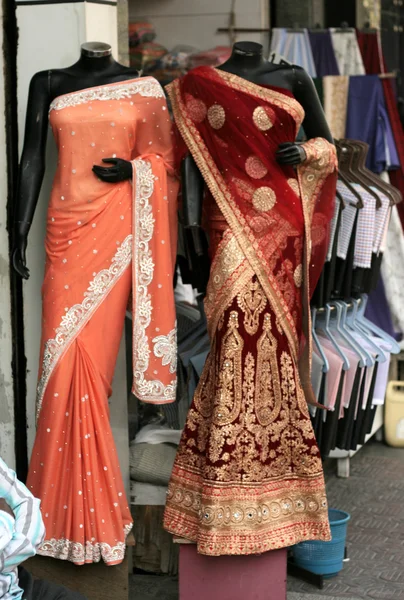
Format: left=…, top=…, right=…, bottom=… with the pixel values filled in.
left=13, top=41, right=139, bottom=279
left=183, top=41, right=334, bottom=253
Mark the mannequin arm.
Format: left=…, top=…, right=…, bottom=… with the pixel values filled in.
left=13, top=72, right=50, bottom=279
left=181, top=154, right=205, bottom=256
left=292, top=66, right=334, bottom=143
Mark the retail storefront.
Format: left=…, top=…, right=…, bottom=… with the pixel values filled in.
left=1, top=0, right=404, bottom=599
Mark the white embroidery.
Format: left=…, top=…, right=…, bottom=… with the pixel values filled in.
left=49, top=77, right=164, bottom=112
left=132, top=159, right=176, bottom=403
left=153, top=327, right=177, bottom=373
left=36, top=236, right=133, bottom=419
left=38, top=524, right=132, bottom=565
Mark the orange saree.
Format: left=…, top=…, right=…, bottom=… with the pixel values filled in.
left=163, top=67, right=337, bottom=555
left=26, top=77, right=178, bottom=565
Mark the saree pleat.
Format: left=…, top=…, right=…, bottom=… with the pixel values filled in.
left=163, top=66, right=337, bottom=555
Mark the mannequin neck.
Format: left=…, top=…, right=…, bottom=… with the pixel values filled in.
left=73, top=43, right=117, bottom=74
left=228, top=42, right=267, bottom=70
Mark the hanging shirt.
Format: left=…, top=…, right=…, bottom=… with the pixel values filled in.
left=0, top=458, right=45, bottom=600
left=326, top=197, right=341, bottom=261
left=330, top=29, right=366, bottom=75
left=371, top=188, right=391, bottom=254
left=351, top=183, right=376, bottom=269
left=381, top=205, right=404, bottom=335
left=336, top=181, right=358, bottom=260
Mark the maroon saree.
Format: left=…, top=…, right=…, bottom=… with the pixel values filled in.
left=164, top=66, right=338, bottom=556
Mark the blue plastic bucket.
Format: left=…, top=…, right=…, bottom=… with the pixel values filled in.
left=292, top=509, right=350, bottom=577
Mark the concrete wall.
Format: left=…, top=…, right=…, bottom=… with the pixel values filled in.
left=0, top=1, right=15, bottom=468
left=129, top=0, right=270, bottom=52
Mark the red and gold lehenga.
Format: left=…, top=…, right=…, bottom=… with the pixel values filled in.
left=163, top=67, right=338, bottom=556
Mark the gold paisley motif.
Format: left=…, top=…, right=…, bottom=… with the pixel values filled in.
left=185, top=93, right=207, bottom=123
left=252, top=187, right=277, bottom=212
left=245, top=156, right=268, bottom=179
left=294, top=264, right=303, bottom=288
left=208, top=104, right=226, bottom=129
left=237, top=278, right=267, bottom=335
left=253, top=106, right=276, bottom=131
left=287, top=178, right=300, bottom=196
left=255, top=314, right=282, bottom=426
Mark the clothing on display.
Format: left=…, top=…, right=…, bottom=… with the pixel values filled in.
left=163, top=65, right=338, bottom=556
left=329, top=28, right=365, bottom=76
left=269, top=28, right=317, bottom=77
left=26, top=77, right=179, bottom=565
left=307, top=30, right=340, bottom=77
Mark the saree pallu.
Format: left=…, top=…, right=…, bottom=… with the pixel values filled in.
left=26, top=77, right=178, bottom=565
left=164, top=66, right=337, bottom=555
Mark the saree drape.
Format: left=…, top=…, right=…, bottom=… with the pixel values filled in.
left=26, top=77, right=178, bottom=565
left=163, top=66, right=337, bottom=555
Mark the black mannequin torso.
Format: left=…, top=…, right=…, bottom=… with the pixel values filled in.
left=182, top=41, right=334, bottom=250
left=13, top=42, right=139, bottom=279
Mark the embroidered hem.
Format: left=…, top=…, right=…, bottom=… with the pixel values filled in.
left=164, top=470, right=330, bottom=556
left=37, top=524, right=133, bottom=565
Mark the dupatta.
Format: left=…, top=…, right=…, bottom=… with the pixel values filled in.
left=167, top=66, right=337, bottom=379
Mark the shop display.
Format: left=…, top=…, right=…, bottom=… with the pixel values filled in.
left=13, top=42, right=178, bottom=566
left=163, top=42, right=338, bottom=556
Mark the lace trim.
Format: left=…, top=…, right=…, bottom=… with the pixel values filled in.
left=49, top=77, right=164, bottom=112
left=36, top=236, right=133, bottom=419
left=132, top=158, right=177, bottom=402
left=37, top=524, right=133, bottom=565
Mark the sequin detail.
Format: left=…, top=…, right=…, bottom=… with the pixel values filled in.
left=49, top=78, right=164, bottom=112
left=208, top=104, right=226, bottom=129
left=253, top=106, right=276, bottom=131
left=185, top=93, right=207, bottom=123
left=287, top=178, right=300, bottom=196
left=294, top=264, right=303, bottom=288
left=245, top=156, right=268, bottom=179
left=252, top=187, right=277, bottom=212
left=36, top=235, right=133, bottom=419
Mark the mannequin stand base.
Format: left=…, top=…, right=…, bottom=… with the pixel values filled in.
left=179, top=544, right=287, bottom=600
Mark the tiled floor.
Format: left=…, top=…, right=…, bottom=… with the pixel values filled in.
left=130, top=441, right=404, bottom=600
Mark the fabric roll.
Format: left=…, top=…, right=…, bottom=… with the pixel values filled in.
left=346, top=75, right=399, bottom=173
left=323, top=75, right=349, bottom=139
left=270, top=28, right=317, bottom=77
left=330, top=29, right=366, bottom=75
left=356, top=30, right=384, bottom=75
left=308, top=30, right=340, bottom=76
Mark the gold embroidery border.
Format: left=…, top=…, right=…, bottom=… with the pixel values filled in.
left=297, top=139, right=338, bottom=380
left=167, top=79, right=300, bottom=363
left=214, top=68, right=305, bottom=132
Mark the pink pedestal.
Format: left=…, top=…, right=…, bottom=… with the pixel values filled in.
left=179, top=545, right=287, bottom=600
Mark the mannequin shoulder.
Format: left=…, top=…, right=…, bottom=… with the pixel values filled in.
left=290, top=65, right=314, bottom=87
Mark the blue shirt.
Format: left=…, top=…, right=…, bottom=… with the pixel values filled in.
left=0, top=458, right=45, bottom=599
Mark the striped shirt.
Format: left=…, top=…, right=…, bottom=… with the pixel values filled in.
left=0, top=458, right=45, bottom=600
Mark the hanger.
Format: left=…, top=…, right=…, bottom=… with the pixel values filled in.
left=357, top=294, right=401, bottom=354
left=336, top=142, right=365, bottom=208
left=348, top=140, right=400, bottom=206
left=332, top=301, right=372, bottom=367
left=333, top=22, right=355, bottom=33
left=316, top=304, right=350, bottom=370
left=311, top=307, right=329, bottom=373
left=341, top=140, right=382, bottom=208
left=350, top=298, right=389, bottom=362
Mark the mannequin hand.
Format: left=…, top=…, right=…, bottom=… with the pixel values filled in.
left=276, top=142, right=306, bottom=166
left=92, top=158, right=132, bottom=183
left=12, top=230, right=29, bottom=280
